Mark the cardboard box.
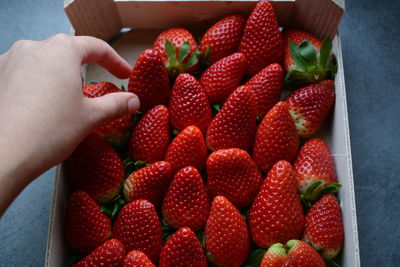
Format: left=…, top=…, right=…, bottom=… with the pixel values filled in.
left=46, top=0, right=359, bottom=266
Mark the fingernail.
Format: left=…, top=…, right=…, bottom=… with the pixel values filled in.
left=128, top=94, right=140, bottom=113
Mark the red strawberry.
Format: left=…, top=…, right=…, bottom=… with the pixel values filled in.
left=245, top=63, right=283, bottom=117
left=207, top=148, right=262, bottom=208
left=205, top=196, right=250, bottom=267
left=129, top=105, right=170, bottom=163
left=206, top=85, right=257, bottom=151
left=153, top=28, right=200, bottom=77
left=66, top=134, right=124, bottom=203
left=261, top=243, right=294, bottom=267
left=123, top=250, right=155, bottom=267
left=113, top=199, right=163, bottom=263
left=165, top=126, right=208, bottom=174
left=162, top=166, right=210, bottom=231
left=159, top=227, right=207, bottom=267
left=128, top=49, right=170, bottom=112
left=249, top=161, right=304, bottom=248
left=200, top=14, right=246, bottom=65
left=83, top=82, right=134, bottom=147
left=252, top=101, right=299, bottom=173
left=286, top=240, right=326, bottom=267
left=169, top=74, right=212, bottom=133
left=285, top=79, right=335, bottom=138
left=283, top=29, right=337, bottom=87
left=303, top=194, right=344, bottom=259
left=200, top=52, right=246, bottom=104
left=123, top=161, right=172, bottom=206
left=239, top=0, right=283, bottom=75
left=65, top=190, right=111, bottom=253
left=72, top=239, right=125, bottom=267
left=293, top=138, right=339, bottom=200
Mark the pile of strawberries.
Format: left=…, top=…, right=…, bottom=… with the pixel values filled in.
left=64, top=1, right=344, bottom=266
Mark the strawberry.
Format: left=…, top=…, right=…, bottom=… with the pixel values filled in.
left=169, top=74, right=212, bottom=133
left=123, top=161, right=172, bottom=206
left=113, top=199, right=163, bottom=263
left=206, top=85, right=257, bottom=151
left=66, top=134, right=124, bottom=203
left=303, top=194, right=344, bottom=259
left=261, top=243, right=293, bottom=267
left=159, top=227, right=207, bottom=267
left=285, top=79, right=335, bottom=138
left=153, top=28, right=200, bottom=77
left=83, top=82, right=134, bottom=147
left=123, top=250, right=155, bottom=267
left=129, top=105, right=170, bottom=163
left=162, top=166, right=210, bottom=231
left=205, top=196, right=250, bottom=267
left=128, top=49, right=170, bottom=112
left=165, top=126, right=208, bottom=174
left=245, top=63, right=283, bottom=117
left=207, top=148, right=262, bottom=208
left=252, top=101, right=299, bottom=173
left=239, top=0, right=283, bottom=75
left=72, top=239, right=125, bottom=267
left=286, top=240, right=326, bottom=267
left=283, top=29, right=337, bottom=88
left=200, top=52, right=246, bottom=104
left=293, top=138, right=340, bottom=201
left=249, top=161, right=304, bottom=248
left=200, top=14, right=246, bottom=65
left=65, top=190, right=111, bottom=253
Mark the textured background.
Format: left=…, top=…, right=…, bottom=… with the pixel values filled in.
left=0, top=0, right=399, bottom=266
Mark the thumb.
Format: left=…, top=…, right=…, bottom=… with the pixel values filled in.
left=85, top=92, right=140, bottom=127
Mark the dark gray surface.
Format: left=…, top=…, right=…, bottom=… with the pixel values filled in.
left=0, top=0, right=399, bottom=266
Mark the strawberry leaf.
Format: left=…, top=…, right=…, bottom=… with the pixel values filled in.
left=243, top=248, right=267, bottom=266
left=183, top=50, right=201, bottom=70
left=303, top=180, right=324, bottom=201
left=298, top=40, right=318, bottom=67
left=289, top=40, right=308, bottom=71
left=326, top=258, right=341, bottom=267
left=319, top=183, right=342, bottom=195
left=319, top=38, right=333, bottom=68
left=165, top=38, right=177, bottom=66
left=179, top=41, right=190, bottom=63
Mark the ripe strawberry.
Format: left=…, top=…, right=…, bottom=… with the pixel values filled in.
left=206, top=86, right=257, bottom=151
left=200, top=52, right=246, bottom=104
left=128, top=49, right=170, bottom=112
left=200, top=14, right=246, bottom=65
left=169, top=74, right=212, bottom=133
left=283, top=29, right=337, bottom=87
left=285, top=79, right=335, bottom=138
left=153, top=28, right=200, bottom=77
left=165, top=126, right=208, bottom=174
left=286, top=240, right=326, bottom=267
left=123, top=250, right=155, bottom=267
left=72, top=239, right=125, bottom=267
left=252, top=101, right=299, bottom=173
left=303, top=194, right=344, bottom=259
left=83, top=82, right=134, bottom=147
left=123, top=161, right=172, bottom=206
left=113, top=199, right=163, bottom=263
left=66, top=134, right=124, bottom=203
left=162, top=166, right=210, bottom=231
left=293, top=138, right=340, bottom=200
left=239, top=0, right=283, bottom=75
left=129, top=105, right=170, bottom=163
left=207, top=148, right=262, bottom=208
left=245, top=63, right=283, bottom=117
left=261, top=243, right=293, bottom=267
left=159, top=227, right=207, bottom=267
left=205, top=196, right=250, bottom=267
left=249, top=161, right=304, bottom=248
left=65, top=190, right=111, bottom=253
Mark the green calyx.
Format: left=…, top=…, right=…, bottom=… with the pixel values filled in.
left=302, top=180, right=342, bottom=203
left=165, top=38, right=201, bottom=78
left=285, top=38, right=337, bottom=89
left=100, top=197, right=126, bottom=221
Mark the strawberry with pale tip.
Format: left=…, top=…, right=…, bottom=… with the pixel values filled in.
left=260, top=243, right=293, bottom=267
left=286, top=240, right=327, bottom=267
left=162, top=166, right=210, bottom=231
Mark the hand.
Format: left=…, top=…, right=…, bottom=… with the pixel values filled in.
left=0, top=34, right=140, bottom=214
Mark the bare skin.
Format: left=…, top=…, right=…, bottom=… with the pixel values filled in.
left=0, top=34, right=140, bottom=215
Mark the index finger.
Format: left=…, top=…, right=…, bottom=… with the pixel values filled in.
left=74, top=36, right=132, bottom=79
